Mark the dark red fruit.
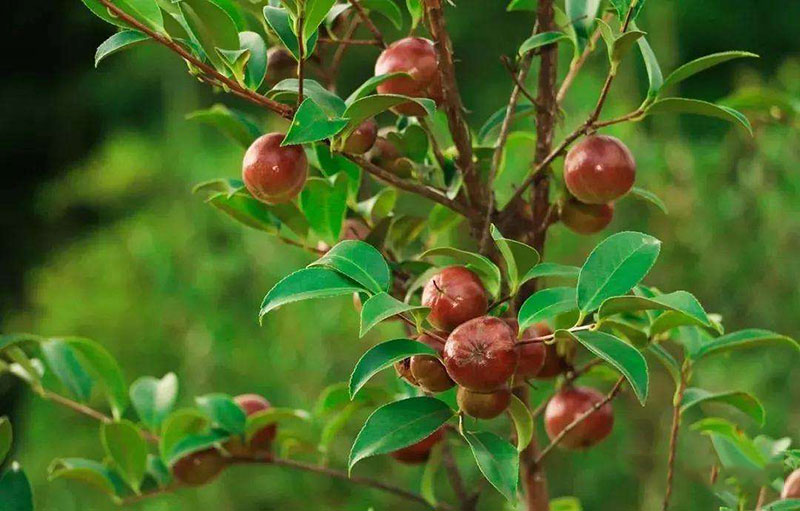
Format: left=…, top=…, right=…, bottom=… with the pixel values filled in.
left=375, top=37, right=442, bottom=116
left=457, top=387, right=512, bottom=419
left=390, top=428, right=444, bottom=464
left=506, top=319, right=549, bottom=384
left=561, top=199, right=614, bottom=235
left=443, top=316, right=518, bottom=392
left=564, top=135, right=636, bottom=204
left=394, top=357, right=418, bottom=386
left=266, top=47, right=296, bottom=86
left=242, top=133, right=308, bottom=204
left=238, top=394, right=276, bottom=453
left=343, top=119, right=378, bottom=154
left=172, top=448, right=227, bottom=486
left=341, top=218, right=371, bottom=241
left=535, top=342, right=574, bottom=380
left=782, top=469, right=800, bottom=499
left=409, top=332, right=454, bottom=393
left=544, top=386, right=614, bottom=450
left=422, top=267, right=488, bottom=332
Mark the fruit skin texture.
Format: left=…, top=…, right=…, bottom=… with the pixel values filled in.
left=409, top=332, right=454, bottom=393
left=457, top=387, right=512, bottom=419
left=544, top=386, right=614, bottom=450
left=422, top=267, right=488, bottom=332
left=172, top=448, right=227, bottom=486
left=375, top=37, right=442, bottom=116
left=242, top=133, right=308, bottom=204
left=782, top=469, right=800, bottom=499
left=343, top=119, right=378, bottom=154
left=390, top=428, right=444, bottom=464
left=564, top=135, right=636, bottom=204
left=505, top=319, right=549, bottom=384
left=561, top=199, right=614, bottom=235
left=443, top=316, right=518, bottom=392
left=266, top=47, right=296, bottom=86
left=223, top=394, right=276, bottom=457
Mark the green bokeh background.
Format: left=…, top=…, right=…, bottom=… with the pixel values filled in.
left=1, top=1, right=799, bottom=510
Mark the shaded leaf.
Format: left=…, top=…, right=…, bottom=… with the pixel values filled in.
left=661, top=51, right=759, bottom=92
left=0, top=463, right=33, bottom=511
left=187, top=104, right=262, bottom=148
left=646, top=98, right=753, bottom=136
left=48, top=458, right=124, bottom=496
left=345, top=73, right=411, bottom=104
left=629, top=186, right=668, bottom=214
left=95, top=30, right=149, bottom=68
left=359, top=293, right=429, bottom=337
left=299, top=174, right=349, bottom=244
left=523, top=263, right=580, bottom=281
left=478, top=103, right=536, bottom=145
left=496, top=132, right=536, bottom=210
left=681, top=388, right=765, bottom=425
left=239, top=31, right=268, bottom=90
left=463, top=431, right=519, bottom=501
left=349, top=339, right=438, bottom=398
left=159, top=409, right=209, bottom=460
left=508, top=394, right=533, bottom=452
left=130, top=373, right=179, bottom=432
left=0, top=417, right=10, bottom=465
left=519, top=31, right=568, bottom=55
left=196, top=393, right=246, bottom=435
left=260, top=267, right=364, bottom=318
left=101, top=420, right=148, bottom=492
left=491, top=225, right=540, bottom=293
left=692, top=329, right=799, bottom=360
left=359, top=0, right=403, bottom=29
left=270, top=79, right=346, bottom=117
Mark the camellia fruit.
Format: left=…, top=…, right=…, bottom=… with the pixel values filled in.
left=443, top=316, right=518, bottom=392
left=544, top=386, right=614, bottom=449
left=224, top=394, right=276, bottom=458
left=561, top=199, right=614, bottom=235
left=343, top=119, right=378, bottom=154
left=564, top=135, right=635, bottom=204
left=505, top=319, right=549, bottom=384
left=390, top=428, right=445, bottom=464
left=172, top=448, right=227, bottom=486
left=242, top=133, right=308, bottom=204
left=536, top=341, right=574, bottom=380
left=422, top=267, right=488, bottom=332
left=409, top=331, right=454, bottom=393
left=782, top=469, right=800, bottom=499
left=457, top=387, right=512, bottom=420
left=375, top=37, right=442, bottom=116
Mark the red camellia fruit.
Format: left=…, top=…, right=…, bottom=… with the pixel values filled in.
left=443, top=316, right=518, bottom=392
left=390, top=428, right=445, bottom=464
left=564, top=135, right=636, bottom=204
left=536, top=341, right=574, bottom=380
left=782, top=469, right=800, bottom=499
left=172, top=448, right=227, bottom=486
left=544, top=386, right=614, bottom=449
left=230, top=394, right=276, bottom=456
left=457, top=387, right=512, bottom=419
left=343, top=119, right=378, bottom=154
left=410, top=331, right=455, bottom=393
left=505, top=319, right=549, bottom=384
left=561, top=199, right=614, bottom=235
left=375, top=37, right=442, bottom=116
left=422, top=267, right=488, bottom=332
left=242, top=133, right=308, bottom=204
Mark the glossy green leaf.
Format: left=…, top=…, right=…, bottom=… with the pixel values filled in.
left=523, top=263, right=581, bottom=281
left=239, top=31, right=268, bottom=90
left=260, top=267, right=364, bottom=318
left=165, top=430, right=229, bottom=466
left=491, top=225, right=540, bottom=293
left=0, top=463, right=33, bottom=511
left=763, top=501, right=800, bottom=511
left=420, top=443, right=442, bottom=506
left=598, top=291, right=710, bottom=327
left=311, top=143, right=362, bottom=201
left=299, top=173, right=349, bottom=244
left=691, top=417, right=766, bottom=469
left=94, top=30, right=149, bottom=68
left=610, top=30, right=646, bottom=65
left=180, top=0, right=239, bottom=71
left=599, top=318, right=649, bottom=348
left=577, top=231, right=662, bottom=314
left=130, top=373, right=179, bottom=432
left=83, top=0, right=164, bottom=31
left=463, top=431, right=519, bottom=501
left=342, top=95, right=436, bottom=136
left=216, top=47, right=250, bottom=85
left=65, top=338, right=129, bottom=419
left=507, top=0, right=536, bottom=10
left=283, top=98, right=348, bottom=145
left=420, top=247, right=502, bottom=298
left=359, top=293, right=429, bottom=337
left=518, top=287, right=577, bottom=332
left=187, top=104, right=262, bottom=148
left=159, top=408, right=209, bottom=460
left=495, top=132, right=536, bottom=210
left=608, top=0, right=646, bottom=21
left=304, top=0, right=337, bottom=43
left=508, top=394, right=533, bottom=452
left=629, top=186, right=668, bottom=214
left=345, top=73, right=411, bottom=105
left=349, top=339, right=438, bottom=398
left=40, top=339, right=94, bottom=402
left=348, top=397, right=453, bottom=471
left=205, top=191, right=284, bottom=234
left=691, top=329, right=799, bottom=360
left=477, top=104, right=536, bottom=144
left=661, top=51, right=758, bottom=92
left=359, top=0, right=403, bottom=30
left=646, top=343, right=681, bottom=385
left=550, top=497, right=583, bottom=511
left=634, top=31, right=663, bottom=99
left=519, top=31, right=568, bottom=55
left=649, top=311, right=723, bottom=337
left=406, top=0, right=423, bottom=28
left=681, top=388, right=765, bottom=425
left=101, top=420, right=148, bottom=492
left=263, top=6, right=318, bottom=60
left=311, top=240, right=391, bottom=294
left=48, top=458, right=124, bottom=496
left=646, top=98, right=753, bottom=136
left=357, top=188, right=397, bottom=224
left=565, top=0, right=601, bottom=45
left=0, top=417, right=11, bottom=465
left=245, top=408, right=311, bottom=442
left=270, top=79, right=346, bottom=117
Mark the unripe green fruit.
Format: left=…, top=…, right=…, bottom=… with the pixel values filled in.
left=457, top=387, right=512, bottom=419
left=242, top=133, right=308, bottom=204
left=564, top=135, right=635, bottom=204
left=561, top=199, right=614, bottom=235
left=172, top=448, right=227, bottom=486
left=544, top=386, right=614, bottom=450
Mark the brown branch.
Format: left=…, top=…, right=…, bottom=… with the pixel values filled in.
left=515, top=324, right=595, bottom=347
left=500, top=56, right=540, bottom=109
left=514, top=386, right=550, bottom=511
left=423, top=0, right=483, bottom=213
left=348, top=0, right=387, bottom=48
left=318, top=37, right=383, bottom=46
left=535, top=377, right=625, bottom=464
left=662, top=366, right=688, bottom=511
left=440, top=439, right=476, bottom=511
left=755, top=486, right=767, bottom=511
left=556, top=13, right=612, bottom=105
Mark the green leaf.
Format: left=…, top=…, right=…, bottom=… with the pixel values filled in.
left=406, top=0, right=423, bottom=28
left=463, top=431, right=519, bottom=501
left=359, top=0, right=403, bottom=30
left=270, top=79, right=346, bottom=117
left=661, top=51, right=759, bottom=92
left=239, top=31, right=268, bottom=90
left=764, top=501, right=800, bottom=511
left=478, top=104, right=536, bottom=145
left=0, top=417, right=11, bottom=465
left=577, top=231, right=662, bottom=314
left=565, top=329, right=649, bottom=404
left=101, top=420, right=148, bottom=492
left=565, top=0, right=601, bottom=45
left=40, top=339, right=94, bottom=402
left=0, top=463, right=33, bottom=511
left=311, top=240, right=391, bottom=294
left=508, top=395, right=533, bottom=452
left=518, top=288, right=577, bottom=332
left=83, top=0, right=164, bottom=31
left=647, top=343, right=681, bottom=386
left=130, top=373, right=179, bottom=432
left=610, top=30, right=646, bottom=65
left=48, top=458, right=125, bottom=496
left=359, top=293, right=429, bottom=337
left=65, top=338, right=129, bottom=419
left=420, top=443, right=442, bottom=506
left=523, top=263, right=581, bottom=281
left=245, top=408, right=311, bottom=442
left=649, top=311, right=722, bottom=337
left=629, top=186, right=668, bottom=214
left=634, top=31, right=663, bottom=99
left=691, top=417, right=766, bottom=469
left=550, top=497, right=583, bottom=511
left=490, top=225, right=540, bottom=294
left=608, top=0, right=646, bottom=20
left=311, top=143, right=363, bottom=201
left=216, top=47, right=251, bottom=86
left=691, top=329, right=799, bottom=360
left=342, top=95, right=436, bottom=137
left=204, top=191, right=281, bottom=234
left=145, top=454, right=172, bottom=488
left=159, top=409, right=209, bottom=460
left=284, top=98, right=348, bottom=145
left=304, top=0, right=337, bottom=43
left=519, top=31, right=568, bottom=55
left=357, top=188, right=397, bottom=224
left=263, top=6, right=318, bottom=61
left=598, top=291, right=711, bottom=328
left=646, top=98, right=753, bottom=136
left=94, top=30, right=149, bottom=68
left=187, top=104, right=262, bottom=148
left=180, top=0, right=240, bottom=71
left=348, top=397, right=453, bottom=471
left=165, top=430, right=229, bottom=466
left=345, top=73, right=412, bottom=105
left=349, top=339, right=438, bottom=398
left=681, top=388, right=765, bottom=426
left=299, top=173, right=349, bottom=244
left=420, top=247, right=502, bottom=298
left=260, top=267, right=364, bottom=319
left=496, top=132, right=536, bottom=210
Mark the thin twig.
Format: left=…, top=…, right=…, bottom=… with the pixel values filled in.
left=419, top=118, right=450, bottom=173
left=535, top=377, right=625, bottom=464
left=329, top=15, right=363, bottom=87
left=440, top=438, right=474, bottom=510
left=318, top=37, right=383, bottom=46
left=556, top=13, right=612, bottom=105
left=500, top=56, right=540, bottom=109
left=515, top=324, right=595, bottom=347
left=297, top=14, right=306, bottom=106
left=755, top=486, right=767, bottom=511
left=662, top=366, right=688, bottom=511
left=348, top=0, right=387, bottom=48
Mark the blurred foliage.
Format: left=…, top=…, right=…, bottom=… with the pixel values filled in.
left=1, top=0, right=799, bottom=510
